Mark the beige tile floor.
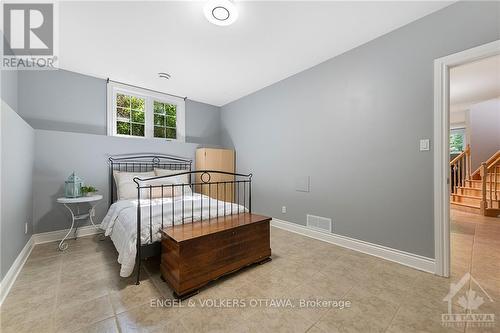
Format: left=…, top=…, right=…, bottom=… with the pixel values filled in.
left=1, top=211, right=498, bottom=333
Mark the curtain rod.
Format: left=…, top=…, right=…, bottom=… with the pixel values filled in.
left=107, top=78, right=187, bottom=101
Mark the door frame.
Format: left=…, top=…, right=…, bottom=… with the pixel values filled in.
left=433, top=40, right=500, bottom=277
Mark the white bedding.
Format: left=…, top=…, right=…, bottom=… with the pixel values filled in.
left=100, top=193, right=247, bottom=277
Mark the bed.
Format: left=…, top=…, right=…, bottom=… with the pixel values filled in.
left=101, top=154, right=254, bottom=283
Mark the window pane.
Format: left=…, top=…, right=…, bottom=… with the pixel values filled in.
left=166, top=116, right=176, bottom=127
left=166, top=128, right=176, bottom=139
left=154, top=126, right=165, bottom=138
left=450, top=128, right=465, bottom=153
left=450, top=134, right=464, bottom=153
left=154, top=101, right=164, bottom=114
left=117, top=121, right=130, bottom=135
left=131, top=96, right=145, bottom=111
left=116, top=107, right=130, bottom=121
left=131, top=110, right=145, bottom=124
left=117, top=94, right=130, bottom=108
left=131, top=123, right=145, bottom=137
left=154, top=114, right=165, bottom=126
left=166, top=104, right=176, bottom=116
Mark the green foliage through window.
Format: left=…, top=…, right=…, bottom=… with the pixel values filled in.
left=117, top=121, right=130, bottom=135
left=153, top=101, right=176, bottom=139
left=114, top=92, right=178, bottom=139
left=116, top=93, right=145, bottom=137
left=450, top=128, right=465, bottom=153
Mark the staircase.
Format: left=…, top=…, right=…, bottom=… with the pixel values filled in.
left=450, top=145, right=500, bottom=217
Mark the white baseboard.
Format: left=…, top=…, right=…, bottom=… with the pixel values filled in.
left=0, top=225, right=103, bottom=305
left=271, top=218, right=436, bottom=274
left=0, top=237, right=34, bottom=305
left=32, top=225, right=103, bottom=245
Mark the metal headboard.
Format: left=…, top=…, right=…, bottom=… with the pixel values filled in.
left=108, top=154, right=192, bottom=206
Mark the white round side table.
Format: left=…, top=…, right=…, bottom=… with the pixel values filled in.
left=56, top=194, right=103, bottom=251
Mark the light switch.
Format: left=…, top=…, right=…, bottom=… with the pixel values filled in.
left=419, top=139, right=430, bottom=151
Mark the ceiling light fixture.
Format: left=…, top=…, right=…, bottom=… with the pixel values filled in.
left=158, top=72, right=171, bottom=79
left=204, top=0, right=238, bottom=26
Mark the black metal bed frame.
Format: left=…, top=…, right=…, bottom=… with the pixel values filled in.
left=108, top=154, right=252, bottom=285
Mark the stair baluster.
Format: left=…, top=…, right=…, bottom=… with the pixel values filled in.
left=495, top=166, right=498, bottom=201
left=489, top=164, right=493, bottom=205
left=466, top=144, right=471, bottom=180
left=480, top=163, right=487, bottom=214
left=450, top=144, right=469, bottom=195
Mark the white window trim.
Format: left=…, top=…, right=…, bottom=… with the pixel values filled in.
left=106, top=82, right=186, bottom=142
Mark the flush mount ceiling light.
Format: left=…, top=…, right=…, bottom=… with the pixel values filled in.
left=204, top=0, right=238, bottom=26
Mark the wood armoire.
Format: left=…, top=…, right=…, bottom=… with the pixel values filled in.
left=195, top=148, right=235, bottom=202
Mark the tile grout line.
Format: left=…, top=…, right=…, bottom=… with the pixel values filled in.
left=463, top=220, right=477, bottom=333
left=303, top=284, right=356, bottom=332
left=383, top=305, right=401, bottom=333
left=53, top=246, right=64, bottom=331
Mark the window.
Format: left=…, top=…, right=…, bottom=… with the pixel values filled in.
left=107, top=82, right=185, bottom=141
left=154, top=101, right=177, bottom=139
left=116, top=94, right=145, bottom=137
left=450, top=128, right=466, bottom=153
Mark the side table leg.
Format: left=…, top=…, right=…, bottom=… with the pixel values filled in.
left=59, top=204, right=75, bottom=251
left=89, top=204, right=105, bottom=241
left=89, top=206, right=97, bottom=227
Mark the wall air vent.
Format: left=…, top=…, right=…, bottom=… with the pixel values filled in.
left=306, top=214, right=332, bottom=233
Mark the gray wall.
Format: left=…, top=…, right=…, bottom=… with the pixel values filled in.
left=469, top=98, right=500, bottom=170
left=221, top=1, right=500, bottom=258
left=16, top=69, right=223, bottom=234
left=18, top=70, right=107, bottom=135
left=33, top=129, right=200, bottom=233
left=185, top=99, right=221, bottom=145
left=17, top=69, right=222, bottom=145
left=1, top=70, right=18, bottom=112
left=1, top=99, right=34, bottom=279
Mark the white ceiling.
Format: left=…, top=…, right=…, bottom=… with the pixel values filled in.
left=59, top=1, right=453, bottom=106
left=450, top=55, right=500, bottom=113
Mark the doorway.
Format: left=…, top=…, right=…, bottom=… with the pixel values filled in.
left=434, top=40, right=500, bottom=277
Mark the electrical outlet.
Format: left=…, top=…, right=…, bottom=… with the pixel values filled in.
left=281, top=206, right=287, bottom=214
left=25, top=222, right=28, bottom=234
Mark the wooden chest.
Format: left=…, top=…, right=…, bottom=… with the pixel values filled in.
left=160, top=213, right=272, bottom=298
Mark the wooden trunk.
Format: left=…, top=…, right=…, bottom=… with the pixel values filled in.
left=160, top=213, right=271, bottom=297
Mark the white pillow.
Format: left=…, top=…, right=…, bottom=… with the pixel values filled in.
left=113, top=171, right=155, bottom=200
left=153, top=168, right=193, bottom=197
left=154, top=168, right=191, bottom=184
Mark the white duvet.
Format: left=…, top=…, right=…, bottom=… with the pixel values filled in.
left=100, top=193, right=247, bottom=277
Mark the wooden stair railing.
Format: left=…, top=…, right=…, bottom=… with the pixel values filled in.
left=450, top=144, right=471, bottom=195
left=450, top=146, right=500, bottom=217
left=480, top=152, right=500, bottom=215
left=471, top=150, right=500, bottom=179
